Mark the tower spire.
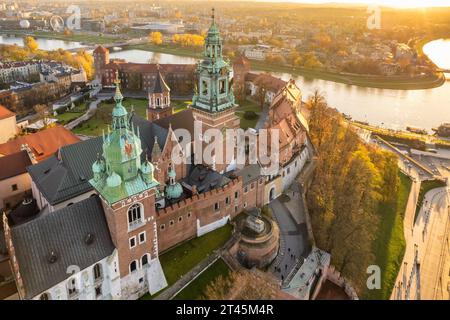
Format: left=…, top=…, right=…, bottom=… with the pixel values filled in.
left=211, top=8, right=215, bottom=25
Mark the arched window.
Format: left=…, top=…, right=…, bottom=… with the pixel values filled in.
left=141, top=254, right=149, bottom=267
left=93, top=263, right=102, bottom=281
left=67, top=278, right=78, bottom=298
left=130, top=260, right=137, bottom=273
left=156, top=97, right=160, bottom=106
left=128, top=203, right=143, bottom=229
left=40, top=292, right=50, bottom=300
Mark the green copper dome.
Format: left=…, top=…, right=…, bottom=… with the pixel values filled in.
left=141, top=160, right=155, bottom=184
left=165, top=166, right=183, bottom=200
left=106, top=171, right=122, bottom=188
left=92, top=159, right=104, bottom=174
left=89, top=73, right=160, bottom=205
left=165, top=183, right=183, bottom=200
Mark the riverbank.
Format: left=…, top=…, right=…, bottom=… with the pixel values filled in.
left=2, top=31, right=446, bottom=90
left=0, top=30, right=125, bottom=45
left=125, top=44, right=446, bottom=90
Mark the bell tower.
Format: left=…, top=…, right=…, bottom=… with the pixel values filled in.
left=89, top=72, right=167, bottom=298
left=190, top=8, right=240, bottom=173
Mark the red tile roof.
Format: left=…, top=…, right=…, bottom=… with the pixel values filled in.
left=245, top=72, right=287, bottom=93
left=0, top=104, right=15, bottom=120
left=0, top=126, right=80, bottom=162
left=93, top=45, right=108, bottom=54
left=0, top=150, right=32, bottom=180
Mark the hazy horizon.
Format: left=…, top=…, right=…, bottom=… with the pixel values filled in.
left=245, top=0, right=450, bottom=8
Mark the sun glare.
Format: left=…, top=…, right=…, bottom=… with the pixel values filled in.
left=284, top=0, right=450, bottom=8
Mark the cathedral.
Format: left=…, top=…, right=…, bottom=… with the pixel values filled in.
left=1, top=11, right=313, bottom=300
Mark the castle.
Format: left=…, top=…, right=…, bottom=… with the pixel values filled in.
left=1, top=11, right=313, bottom=300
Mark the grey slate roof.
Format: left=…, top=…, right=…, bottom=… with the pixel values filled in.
left=10, top=196, right=114, bottom=299
left=235, top=164, right=262, bottom=185
left=151, top=70, right=170, bottom=94
left=130, top=114, right=168, bottom=160
left=27, top=114, right=171, bottom=206
left=27, top=136, right=103, bottom=205
left=183, top=165, right=231, bottom=194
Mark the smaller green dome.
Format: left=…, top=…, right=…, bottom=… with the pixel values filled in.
left=112, top=103, right=128, bottom=117
left=141, top=160, right=154, bottom=175
left=92, top=159, right=104, bottom=174
left=106, top=171, right=122, bottom=188
left=165, top=183, right=183, bottom=200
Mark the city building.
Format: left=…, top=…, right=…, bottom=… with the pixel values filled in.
left=0, top=105, right=18, bottom=143
left=94, top=46, right=195, bottom=96
left=0, top=125, right=80, bottom=162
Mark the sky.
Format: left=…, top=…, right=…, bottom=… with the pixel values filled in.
left=264, top=0, right=450, bottom=8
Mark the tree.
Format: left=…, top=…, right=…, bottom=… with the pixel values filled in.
left=306, top=94, right=400, bottom=294
left=23, top=36, right=38, bottom=52
left=149, top=32, right=163, bottom=45
left=33, top=104, right=51, bottom=129
left=204, top=270, right=279, bottom=300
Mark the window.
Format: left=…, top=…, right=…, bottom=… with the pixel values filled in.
left=95, top=285, right=102, bottom=298
left=225, top=196, right=230, bottom=205
left=202, top=80, right=208, bottom=95
left=129, top=237, right=136, bottom=249
left=128, top=203, right=143, bottom=230
left=160, top=224, right=165, bottom=230
left=235, top=191, right=239, bottom=199
left=287, top=168, right=290, bottom=174
left=93, top=264, right=102, bottom=281
left=40, top=293, right=50, bottom=300
left=67, top=278, right=78, bottom=297
left=169, top=220, right=174, bottom=226
left=244, top=186, right=248, bottom=194
left=141, top=254, right=149, bottom=267
left=11, top=184, right=18, bottom=191
left=139, top=232, right=146, bottom=244
left=214, top=202, right=220, bottom=211
left=187, top=212, right=192, bottom=218
left=129, top=261, right=137, bottom=273
left=178, top=216, right=183, bottom=222
left=235, top=205, right=238, bottom=212
left=219, top=79, right=226, bottom=94
left=251, top=183, right=255, bottom=189
left=243, top=202, right=247, bottom=208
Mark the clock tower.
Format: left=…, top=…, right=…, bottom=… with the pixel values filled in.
left=191, top=9, right=240, bottom=172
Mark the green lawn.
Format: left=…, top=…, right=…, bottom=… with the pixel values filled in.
left=73, top=98, right=191, bottom=136
left=73, top=98, right=146, bottom=136
left=173, top=258, right=230, bottom=300
left=235, top=99, right=262, bottom=130
left=414, top=179, right=447, bottom=224
left=172, top=100, right=191, bottom=114
left=140, top=223, right=233, bottom=300
left=366, top=172, right=412, bottom=300
left=54, top=112, right=84, bottom=125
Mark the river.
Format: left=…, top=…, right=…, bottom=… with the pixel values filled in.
left=1, top=35, right=449, bottom=132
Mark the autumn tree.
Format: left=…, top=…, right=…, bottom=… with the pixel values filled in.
left=204, top=270, right=280, bottom=300
left=172, top=34, right=205, bottom=47
left=306, top=92, right=401, bottom=294
left=23, top=36, right=39, bottom=52
left=149, top=32, right=163, bottom=45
